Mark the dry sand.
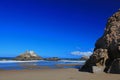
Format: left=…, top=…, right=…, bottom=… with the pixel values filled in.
left=0, top=68, right=119, bottom=80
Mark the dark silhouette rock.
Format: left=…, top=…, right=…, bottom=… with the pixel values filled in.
left=108, top=58, right=120, bottom=74
left=14, top=50, right=43, bottom=61
left=44, top=57, right=60, bottom=61
left=80, top=9, right=120, bottom=74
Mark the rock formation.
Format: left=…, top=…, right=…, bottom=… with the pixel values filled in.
left=14, top=50, right=43, bottom=61
left=107, top=58, right=120, bottom=74
left=80, top=9, right=120, bottom=74
left=44, top=57, right=61, bottom=61
left=80, top=56, right=89, bottom=61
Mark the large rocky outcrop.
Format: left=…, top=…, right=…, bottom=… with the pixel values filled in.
left=80, top=9, right=120, bottom=73
left=14, top=50, right=43, bottom=61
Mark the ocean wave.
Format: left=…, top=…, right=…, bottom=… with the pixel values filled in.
left=59, top=60, right=86, bottom=63
left=0, top=60, right=44, bottom=63
left=0, top=60, right=86, bottom=64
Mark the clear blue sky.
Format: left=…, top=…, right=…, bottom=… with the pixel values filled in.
left=0, top=0, right=120, bottom=58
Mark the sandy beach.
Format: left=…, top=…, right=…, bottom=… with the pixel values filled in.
left=0, top=69, right=119, bottom=80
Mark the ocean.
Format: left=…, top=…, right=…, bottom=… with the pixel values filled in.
left=0, top=60, right=85, bottom=70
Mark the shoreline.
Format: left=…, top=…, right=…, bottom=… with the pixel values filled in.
left=0, top=63, right=81, bottom=71
left=0, top=68, right=119, bottom=80
left=0, top=60, right=84, bottom=70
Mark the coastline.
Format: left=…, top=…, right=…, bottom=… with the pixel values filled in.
left=0, top=60, right=84, bottom=70
left=0, top=68, right=120, bottom=80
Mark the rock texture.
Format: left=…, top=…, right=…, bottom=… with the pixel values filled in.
left=80, top=9, right=120, bottom=73
left=15, top=50, right=43, bottom=61
left=108, top=58, right=120, bottom=74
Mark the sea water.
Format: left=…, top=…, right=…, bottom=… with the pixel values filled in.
left=0, top=60, right=85, bottom=70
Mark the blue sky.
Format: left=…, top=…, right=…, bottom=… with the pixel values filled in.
left=0, top=0, right=120, bottom=58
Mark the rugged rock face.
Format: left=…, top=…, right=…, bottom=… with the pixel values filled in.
left=80, top=49, right=108, bottom=73
left=14, top=50, right=43, bottom=61
left=108, top=58, right=120, bottom=74
left=80, top=9, right=120, bottom=73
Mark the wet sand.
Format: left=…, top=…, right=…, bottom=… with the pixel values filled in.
left=0, top=68, right=119, bottom=80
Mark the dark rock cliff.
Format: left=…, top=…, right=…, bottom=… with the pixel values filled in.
left=80, top=9, right=120, bottom=74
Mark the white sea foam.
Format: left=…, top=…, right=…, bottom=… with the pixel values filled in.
left=0, top=60, right=86, bottom=64
left=59, top=60, right=86, bottom=63
left=0, top=60, right=43, bottom=63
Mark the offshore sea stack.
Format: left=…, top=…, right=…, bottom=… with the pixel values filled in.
left=14, top=50, right=43, bottom=61
left=80, top=9, right=120, bottom=74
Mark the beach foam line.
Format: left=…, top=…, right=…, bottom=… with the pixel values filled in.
left=59, top=60, right=86, bottom=63
left=0, top=60, right=44, bottom=63
left=0, top=60, right=86, bottom=63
